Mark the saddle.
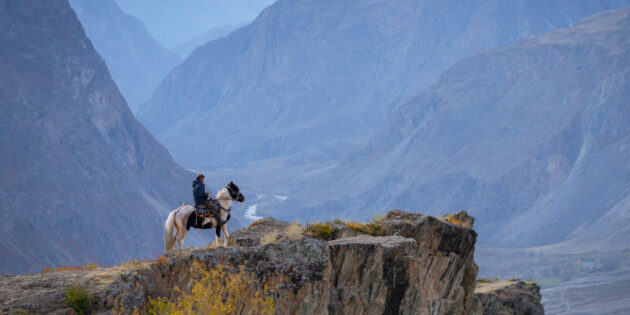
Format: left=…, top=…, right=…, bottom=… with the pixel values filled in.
left=194, top=199, right=223, bottom=218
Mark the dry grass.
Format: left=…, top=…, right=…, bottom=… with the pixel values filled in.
left=247, top=219, right=265, bottom=229
left=118, top=259, right=144, bottom=268
left=8, top=308, right=35, bottom=315
left=146, top=262, right=274, bottom=315
left=371, top=211, right=386, bottom=223
left=42, top=263, right=99, bottom=273
left=260, top=230, right=279, bottom=245
left=345, top=221, right=385, bottom=236
left=84, top=263, right=98, bottom=270
left=284, top=222, right=304, bottom=240
left=155, top=255, right=167, bottom=265
left=446, top=214, right=464, bottom=226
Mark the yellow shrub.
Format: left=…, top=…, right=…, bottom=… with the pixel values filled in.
left=84, top=263, right=98, bottom=270
left=345, top=221, right=384, bottom=236
left=260, top=230, right=279, bottom=245
left=155, top=255, right=167, bottom=265
left=146, top=263, right=274, bottom=315
left=334, top=218, right=345, bottom=225
left=446, top=214, right=464, bottom=226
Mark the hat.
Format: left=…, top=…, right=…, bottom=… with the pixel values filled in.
left=196, top=174, right=205, bottom=180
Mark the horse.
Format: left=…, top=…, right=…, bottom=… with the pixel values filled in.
left=164, top=181, right=245, bottom=251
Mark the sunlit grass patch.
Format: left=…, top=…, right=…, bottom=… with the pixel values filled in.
left=284, top=222, right=304, bottom=240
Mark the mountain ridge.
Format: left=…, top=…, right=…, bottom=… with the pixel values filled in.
left=137, top=0, right=630, bottom=210
left=288, top=7, right=630, bottom=250
left=69, top=0, right=182, bottom=113
left=0, top=0, right=194, bottom=274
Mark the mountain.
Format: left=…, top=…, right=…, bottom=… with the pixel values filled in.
left=0, top=0, right=193, bottom=274
left=291, top=7, right=630, bottom=250
left=173, top=23, right=245, bottom=59
left=69, top=0, right=181, bottom=113
left=137, top=0, right=630, bottom=193
left=114, top=0, right=276, bottom=49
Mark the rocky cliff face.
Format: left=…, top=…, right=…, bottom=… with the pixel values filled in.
left=0, top=0, right=193, bottom=274
left=0, top=210, right=541, bottom=314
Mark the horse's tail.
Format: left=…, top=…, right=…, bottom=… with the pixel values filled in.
left=164, top=209, right=177, bottom=252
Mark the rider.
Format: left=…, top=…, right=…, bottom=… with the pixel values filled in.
left=192, top=174, right=221, bottom=226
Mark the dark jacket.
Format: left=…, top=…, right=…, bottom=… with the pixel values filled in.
left=192, top=179, right=210, bottom=205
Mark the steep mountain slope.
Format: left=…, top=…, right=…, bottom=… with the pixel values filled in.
left=0, top=0, right=193, bottom=274
left=138, top=0, right=630, bottom=180
left=173, top=23, right=245, bottom=59
left=293, top=8, right=630, bottom=249
left=114, top=0, right=276, bottom=48
left=69, top=0, right=181, bottom=113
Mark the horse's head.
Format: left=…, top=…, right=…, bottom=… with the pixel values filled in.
left=226, top=181, right=245, bottom=202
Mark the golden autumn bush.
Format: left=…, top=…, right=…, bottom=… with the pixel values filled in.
left=345, top=221, right=385, bottom=236
left=306, top=222, right=334, bottom=240
left=146, top=262, right=274, bottom=315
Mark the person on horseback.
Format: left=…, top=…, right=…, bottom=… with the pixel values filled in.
left=192, top=174, right=222, bottom=227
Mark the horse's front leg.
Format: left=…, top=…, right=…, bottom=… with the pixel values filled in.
left=214, top=225, right=220, bottom=247
left=222, top=224, right=230, bottom=247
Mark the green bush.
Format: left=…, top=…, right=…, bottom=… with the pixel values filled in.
left=307, top=222, right=334, bottom=240
left=64, top=287, right=94, bottom=314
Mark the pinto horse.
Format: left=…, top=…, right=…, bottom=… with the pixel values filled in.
left=164, top=181, right=244, bottom=251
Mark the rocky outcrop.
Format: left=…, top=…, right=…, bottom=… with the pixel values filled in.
left=473, top=279, right=544, bottom=315
left=0, top=210, right=495, bottom=314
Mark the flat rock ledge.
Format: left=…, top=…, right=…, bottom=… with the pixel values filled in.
left=473, top=279, right=545, bottom=315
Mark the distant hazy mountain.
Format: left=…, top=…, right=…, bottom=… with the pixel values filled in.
left=173, top=23, right=245, bottom=59
left=69, top=0, right=181, bottom=113
left=0, top=0, right=193, bottom=274
left=138, top=0, right=630, bottom=197
left=115, top=0, right=276, bottom=48
left=292, top=8, right=630, bottom=250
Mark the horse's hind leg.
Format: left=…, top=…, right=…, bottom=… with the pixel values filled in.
left=177, top=226, right=186, bottom=249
